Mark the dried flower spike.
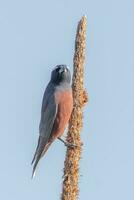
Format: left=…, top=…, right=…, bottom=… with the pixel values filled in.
left=61, top=16, right=88, bottom=200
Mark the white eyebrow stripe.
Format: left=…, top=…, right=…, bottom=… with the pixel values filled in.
left=53, top=65, right=70, bottom=72
left=53, top=66, right=59, bottom=70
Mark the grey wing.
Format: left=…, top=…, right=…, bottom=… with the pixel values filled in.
left=39, top=87, right=57, bottom=138
left=31, top=83, right=57, bottom=178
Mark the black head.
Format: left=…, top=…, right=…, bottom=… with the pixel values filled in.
left=51, top=65, right=71, bottom=84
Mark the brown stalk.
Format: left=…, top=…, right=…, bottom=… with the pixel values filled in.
left=61, top=16, right=88, bottom=200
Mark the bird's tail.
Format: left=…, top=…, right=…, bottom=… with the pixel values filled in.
left=31, top=137, right=41, bottom=165
left=31, top=151, right=42, bottom=179
left=31, top=137, right=53, bottom=179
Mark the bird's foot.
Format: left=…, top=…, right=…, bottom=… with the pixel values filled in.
left=58, top=137, right=80, bottom=148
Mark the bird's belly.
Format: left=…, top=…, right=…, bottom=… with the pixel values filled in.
left=52, top=113, right=70, bottom=138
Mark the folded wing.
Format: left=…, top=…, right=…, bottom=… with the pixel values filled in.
left=31, top=83, right=57, bottom=178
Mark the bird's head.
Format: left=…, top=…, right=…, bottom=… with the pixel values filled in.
left=51, top=65, right=71, bottom=84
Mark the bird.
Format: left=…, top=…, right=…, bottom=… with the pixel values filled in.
left=31, top=65, right=73, bottom=178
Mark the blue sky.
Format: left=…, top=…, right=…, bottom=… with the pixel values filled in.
left=0, top=0, right=134, bottom=199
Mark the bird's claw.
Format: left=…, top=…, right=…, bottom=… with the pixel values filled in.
left=64, top=141, right=77, bottom=148
left=58, top=137, right=82, bottom=148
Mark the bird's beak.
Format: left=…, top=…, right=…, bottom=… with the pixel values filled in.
left=59, top=67, right=67, bottom=73
left=64, top=68, right=67, bottom=72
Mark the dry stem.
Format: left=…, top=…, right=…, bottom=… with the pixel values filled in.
left=61, top=16, right=88, bottom=200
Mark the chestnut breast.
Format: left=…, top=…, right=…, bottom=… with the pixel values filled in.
left=51, top=90, right=73, bottom=139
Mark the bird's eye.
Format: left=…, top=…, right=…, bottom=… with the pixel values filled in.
left=55, top=67, right=60, bottom=72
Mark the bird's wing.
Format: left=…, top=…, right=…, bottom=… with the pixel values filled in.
left=31, top=84, right=58, bottom=178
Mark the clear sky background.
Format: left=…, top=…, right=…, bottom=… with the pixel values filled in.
left=0, top=0, right=134, bottom=199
